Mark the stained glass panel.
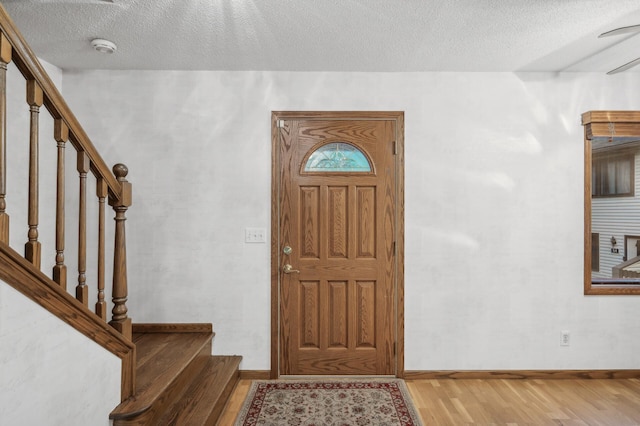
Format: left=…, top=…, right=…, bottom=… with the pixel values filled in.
left=304, top=142, right=372, bottom=172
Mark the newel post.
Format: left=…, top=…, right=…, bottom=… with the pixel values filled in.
left=109, top=163, right=132, bottom=340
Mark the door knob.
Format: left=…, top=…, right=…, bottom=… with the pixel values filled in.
left=283, top=264, right=300, bottom=274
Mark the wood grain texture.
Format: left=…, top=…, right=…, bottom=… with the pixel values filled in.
left=356, top=186, right=376, bottom=258
left=300, top=186, right=320, bottom=258
left=328, top=280, right=348, bottom=348
left=275, top=113, right=402, bottom=376
left=586, top=122, right=640, bottom=140
left=582, top=111, right=640, bottom=140
left=157, top=355, right=241, bottom=426
left=408, top=378, right=640, bottom=425
left=76, top=151, right=90, bottom=306
left=239, top=370, right=271, bottom=380
left=584, top=126, right=594, bottom=296
left=217, top=379, right=252, bottom=425
left=582, top=110, right=640, bottom=124
left=132, top=323, right=213, bottom=334
left=269, top=111, right=404, bottom=378
left=24, top=79, right=43, bottom=268
left=356, top=280, right=375, bottom=348
left=404, top=370, right=640, bottom=380
left=328, top=186, right=348, bottom=258
left=270, top=115, right=281, bottom=379
left=395, top=114, right=405, bottom=378
left=109, top=164, right=132, bottom=339
left=0, top=242, right=136, bottom=400
left=0, top=32, right=10, bottom=245
left=299, top=280, right=320, bottom=348
left=219, top=378, right=640, bottom=425
left=110, top=329, right=241, bottom=425
left=53, top=119, right=67, bottom=290
left=96, top=178, right=108, bottom=320
left=111, top=331, right=214, bottom=424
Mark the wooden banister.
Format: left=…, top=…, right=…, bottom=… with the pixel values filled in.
left=96, top=178, right=108, bottom=321
left=0, top=32, right=10, bottom=244
left=0, top=5, right=122, bottom=202
left=76, top=151, right=90, bottom=306
left=109, top=164, right=132, bottom=341
left=25, top=79, right=43, bottom=269
left=0, top=2, right=135, bottom=400
left=53, top=119, right=67, bottom=290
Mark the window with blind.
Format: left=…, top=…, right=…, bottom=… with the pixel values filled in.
left=592, top=154, right=634, bottom=197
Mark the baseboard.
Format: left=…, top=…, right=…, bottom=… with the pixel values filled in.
left=403, top=370, right=640, bottom=380
left=239, top=370, right=271, bottom=380
left=132, top=323, right=213, bottom=333
left=229, top=369, right=640, bottom=381
left=235, top=370, right=640, bottom=381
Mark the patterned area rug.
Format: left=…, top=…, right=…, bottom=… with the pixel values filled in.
left=234, top=379, right=423, bottom=425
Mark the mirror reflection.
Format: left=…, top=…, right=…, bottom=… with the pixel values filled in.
left=591, top=137, right=640, bottom=280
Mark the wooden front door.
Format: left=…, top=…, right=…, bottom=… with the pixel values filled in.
left=271, top=111, right=404, bottom=376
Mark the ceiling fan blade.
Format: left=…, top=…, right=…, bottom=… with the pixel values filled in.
left=607, top=57, right=640, bottom=74
left=599, top=24, right=640, bottom=38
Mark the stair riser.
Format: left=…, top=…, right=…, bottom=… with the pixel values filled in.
left=111, top=329, right=241, bottom=426
left=157, top=356, right=242, bottom=425
left=206, top=367, right=240, bottom=425
left=113, top=341, right=212, bottom=426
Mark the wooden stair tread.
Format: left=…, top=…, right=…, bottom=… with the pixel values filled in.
left=157, top=355, right=242, bottom=425
left=111, top=331, right=214, bottom=418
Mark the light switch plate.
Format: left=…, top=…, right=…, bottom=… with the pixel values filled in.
left=245, top=227, right=266, bottom=243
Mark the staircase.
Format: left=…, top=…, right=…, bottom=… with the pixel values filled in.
left=111, top=325, right=241, bottom=425
left=0, top=4, right=242, bottom=425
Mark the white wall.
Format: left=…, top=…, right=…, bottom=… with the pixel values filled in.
left=61, top=70, right=640, bottom=371
left=1, top=60, right=120, bottom=425
left=0, top=282, right=121, bottom=425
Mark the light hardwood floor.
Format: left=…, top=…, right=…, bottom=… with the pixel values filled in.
left=218, top=378, right=640, bottom=425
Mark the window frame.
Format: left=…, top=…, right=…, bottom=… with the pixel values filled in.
left=623, top=235, right=640, bottom=261
left=591, top=153, right=634, bottom=197
left=583, top=111, right=640, bottom=295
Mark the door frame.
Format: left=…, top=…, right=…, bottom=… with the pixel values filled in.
left=270, top=111, right=405, bottom=378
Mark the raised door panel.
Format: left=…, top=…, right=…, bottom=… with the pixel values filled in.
left=328, top=187, right=348, bottom=258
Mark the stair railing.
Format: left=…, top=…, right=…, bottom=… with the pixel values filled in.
left=0, top=4, right=135, bottom=399
left=612, top=255, right=640, bottom=279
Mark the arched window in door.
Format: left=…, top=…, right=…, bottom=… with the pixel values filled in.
left=303, top=142, right=372, bottom=172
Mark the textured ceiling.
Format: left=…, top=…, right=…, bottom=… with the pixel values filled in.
left=3, top=0, right=640, bottom=73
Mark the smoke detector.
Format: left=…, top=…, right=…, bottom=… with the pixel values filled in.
left=91, top=38, right=117, bottom=54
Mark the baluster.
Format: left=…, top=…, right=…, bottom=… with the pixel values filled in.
left=53, top=119, right=68, bottom=289
left=96, top=178, right=107, bottom=321
left=25, top=80, right=43, bottom=268
left=76, top=151, right=89, bottom=305
left=109, top=163, right=132, bottom=339
left=0, top=33, right=12, bottom=244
